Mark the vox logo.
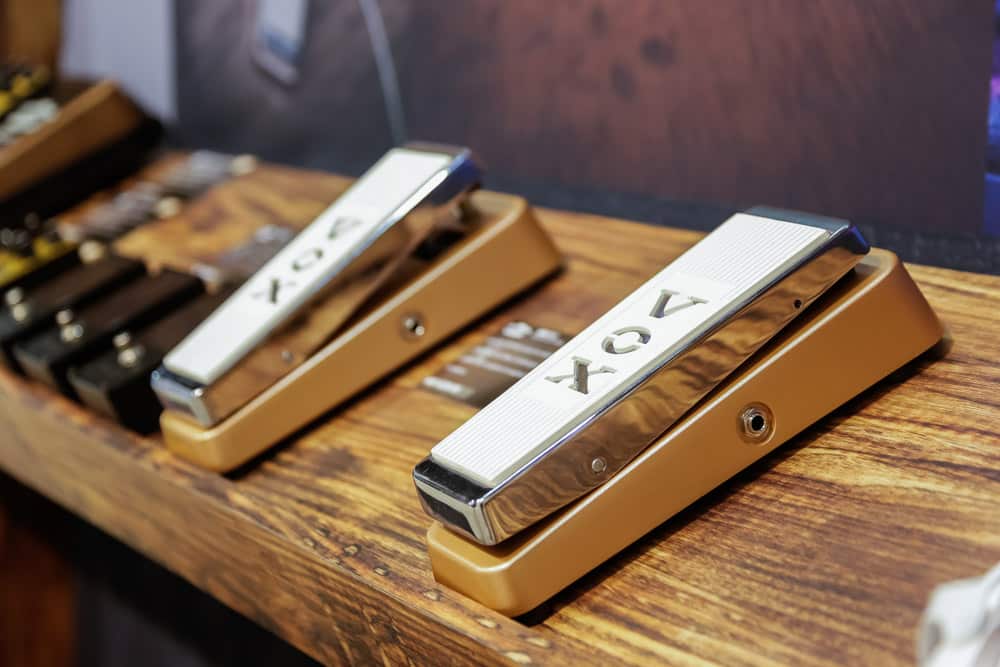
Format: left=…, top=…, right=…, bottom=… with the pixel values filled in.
left=544, top=289, right=708, bottom=395
left=252, top=216, right=364, bottom=305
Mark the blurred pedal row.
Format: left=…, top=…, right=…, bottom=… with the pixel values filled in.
left=0, top=66, right=284, bottom=431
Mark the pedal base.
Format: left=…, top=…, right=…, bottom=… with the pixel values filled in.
left=160, top=190, right=561, bottom=471
left=427, top=248, right=944, bottom=617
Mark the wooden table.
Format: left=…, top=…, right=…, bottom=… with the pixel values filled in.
left=0, top=173, right=998, bottom=665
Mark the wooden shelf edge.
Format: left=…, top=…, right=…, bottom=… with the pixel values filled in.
left=0, top=325, right=595, bottom=666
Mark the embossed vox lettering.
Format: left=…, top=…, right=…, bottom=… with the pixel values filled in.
left=253, top=277, right=296, bottom=305
left=328, top=216, right=363, bottom=239
left=544, top=357, right=615, bottom=395
left=252, top=217, right=367, bottom=305
left=545, top=288, right=708, bottom=394
left=649, top=289, right=708, bottom=318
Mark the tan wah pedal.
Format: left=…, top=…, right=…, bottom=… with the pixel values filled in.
left=152, top=143, right=561, bottom=471
left=416, top=209, right=944, bottom=617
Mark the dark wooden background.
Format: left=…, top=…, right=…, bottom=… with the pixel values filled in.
left=175, top=0, right=994, bottom=234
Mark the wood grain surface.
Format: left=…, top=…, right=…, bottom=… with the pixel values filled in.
left=0, top=166, right=998, bottom=666
left=110, top=159, right=347, bottom=271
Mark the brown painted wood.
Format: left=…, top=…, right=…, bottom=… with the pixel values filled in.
left=0, top=80, right=146, bottom=201
left=174, top=0, right=993, bottom=233
left=0, top=494, right=75, bottom=667
left=401, top=1, right=994, bottom=233
left=0, top=165, right=998, bottom=665
left=0, top=0, right=61, bottom=70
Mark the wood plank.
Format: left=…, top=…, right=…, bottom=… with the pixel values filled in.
left=0, top=487, right=75, bottom=667
left=0, top=0, right=60, bottom=70
left=0, top=165, right=997, bottom=665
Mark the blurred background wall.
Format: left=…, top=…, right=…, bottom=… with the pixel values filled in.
left=52, top=0, right=999, bottom=257
left=59, top=0, right=176, bottom=121
left=166, top=0, right=994, bottom=237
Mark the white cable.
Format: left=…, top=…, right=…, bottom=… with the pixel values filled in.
left=358, top=0, right=407, bottom=145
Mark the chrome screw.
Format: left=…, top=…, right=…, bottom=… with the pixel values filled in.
left=11, top=303, right=30, bottom=322
left=60, top=322, right=85, bottom=343
left=57, top=309, right=84, bottom=343
left=401, top=313, right=426, bottom=340
left=117, top=345, right=145, bottom=368
left=112, top=332, right=132, bottom=349
left=4, top=287, right=25, bottom=307
left=55, top=308, right=74, bottom=326
left=114, top=331, right=145, bottom=367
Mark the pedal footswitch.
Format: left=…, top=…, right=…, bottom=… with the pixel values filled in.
left=69, top=290, right=233, bottom=432
left=152, top=143, right=562, bottom=471
left=414, top=207, right=944, bottom=616
left=0, top=248, right=144, bottom=370
left=14, top=269, right=203, bottom=397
